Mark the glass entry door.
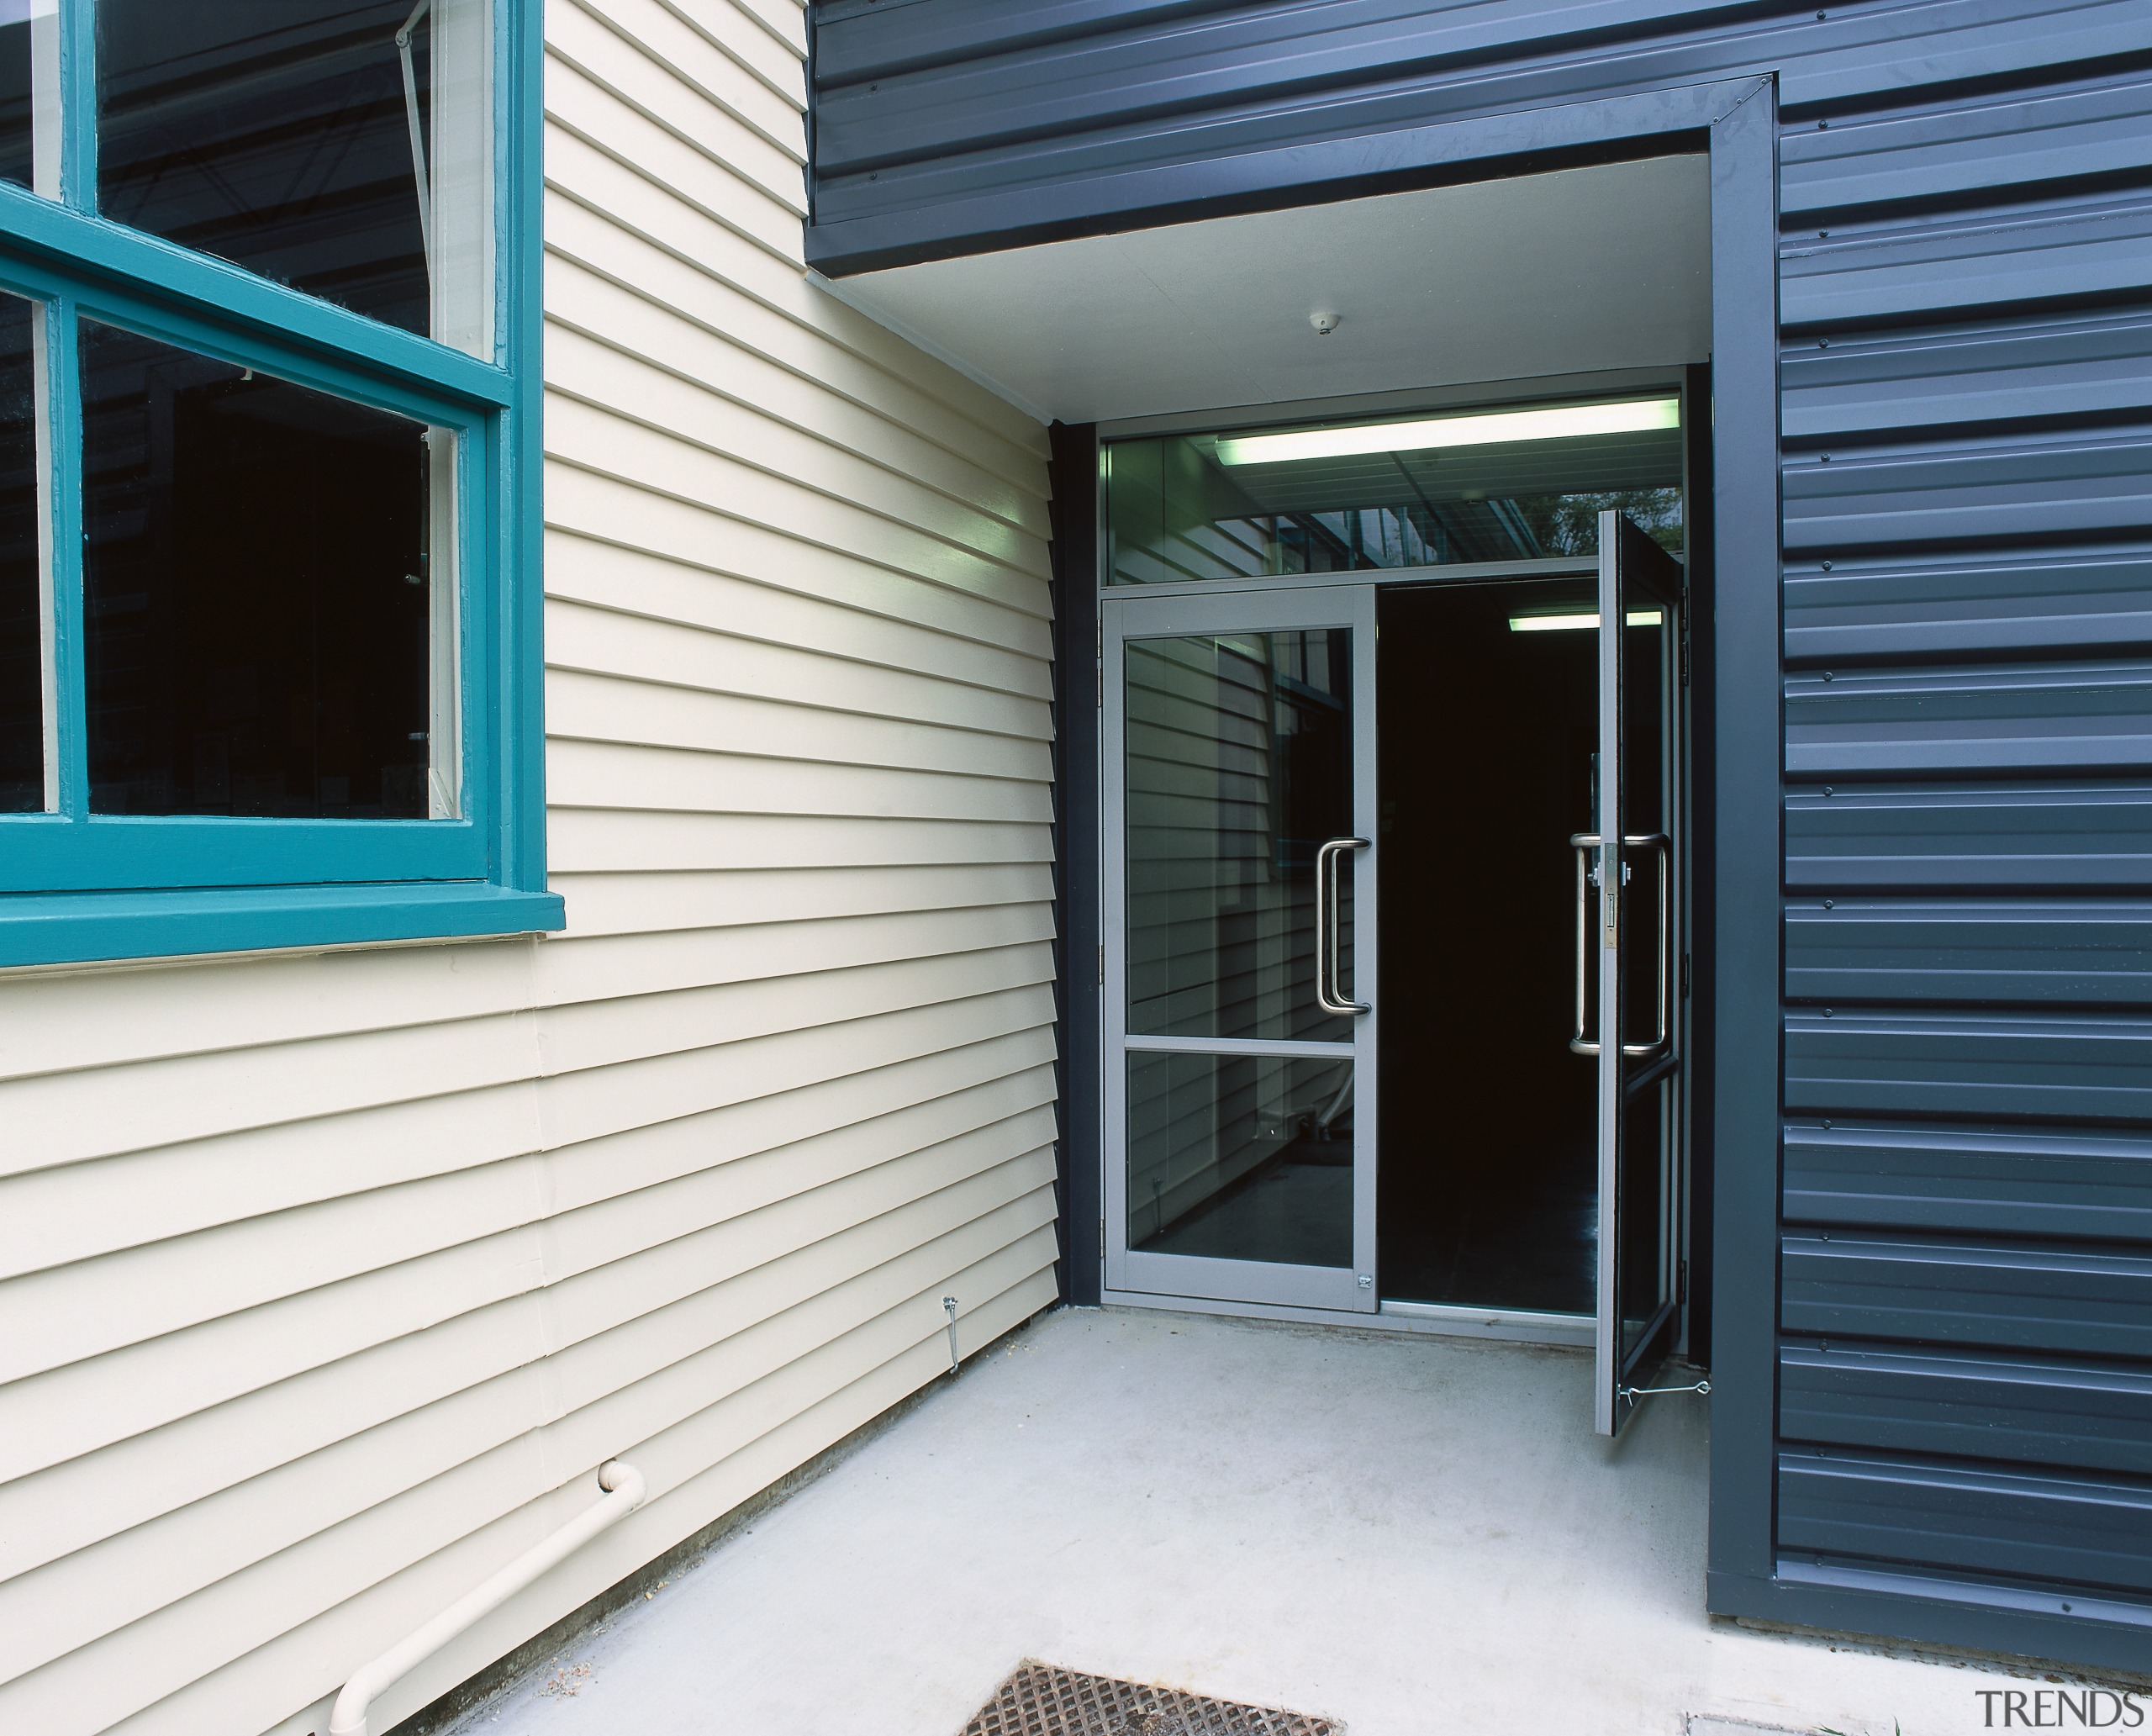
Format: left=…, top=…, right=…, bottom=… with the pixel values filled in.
left=1104, top=585, right=1379, bottom=1311
left=1590, top=513, right=1685, bottom=1433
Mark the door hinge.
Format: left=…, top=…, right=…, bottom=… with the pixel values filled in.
left=1677, top=1258, right=1690, bottom=1305
left=1680, top=951, right=1690, bottom=999
left=1099, top=1216, right=1106, bottom=1246
left=1096, top=620, right=1105, bottom=709
left=1097, top=945, right=1105, bottom=985
left=1679, top=630, right=1690, bottom=688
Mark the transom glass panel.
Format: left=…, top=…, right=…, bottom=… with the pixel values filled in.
left=1107, top=396, right=1685, bottom=584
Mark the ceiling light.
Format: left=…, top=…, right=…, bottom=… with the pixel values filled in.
left=1509, top=609, right=1664, bottom=632
left=1214, top=398, right=1680, bottom=466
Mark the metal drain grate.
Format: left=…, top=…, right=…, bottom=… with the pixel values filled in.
left=960, top=1662, right=1341, bottom=1736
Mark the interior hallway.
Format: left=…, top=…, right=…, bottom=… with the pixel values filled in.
left=446, top=1307, right=2034, bottom=1735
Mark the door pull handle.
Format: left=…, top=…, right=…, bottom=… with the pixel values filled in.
left=1315, top=836, right=1370, bottom=1016
left=1569, top=833, right=1600, bottom=1055
left=1623, top=833, right=1671, bottom=1060
left=1570, top=832, right=1671, bottom=1059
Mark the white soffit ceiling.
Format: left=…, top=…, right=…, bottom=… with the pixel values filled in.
left=830, top=155, right=1713, bottom=425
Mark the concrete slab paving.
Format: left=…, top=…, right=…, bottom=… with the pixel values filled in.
left=447, top=1307, right=2063, bottom=1736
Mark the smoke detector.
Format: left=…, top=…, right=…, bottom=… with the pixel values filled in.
left=1310, top=311, right=1340, bottom=336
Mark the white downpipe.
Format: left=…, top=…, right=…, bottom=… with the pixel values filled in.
left=327, top=1461, right=647, bottom=1736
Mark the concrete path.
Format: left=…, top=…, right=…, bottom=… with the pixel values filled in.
left=450, top=1306, right=2047, bottom=1736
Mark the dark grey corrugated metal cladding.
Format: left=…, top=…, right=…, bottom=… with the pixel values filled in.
left=808, top=2, right=2152, bottom=271
left=808, top=0, right=2152, bottom=1669
left=1779, top=8, right=2152, bottom=1634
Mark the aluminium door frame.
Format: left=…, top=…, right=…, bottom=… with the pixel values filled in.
left=1047, top=72, right=1780, bottom=1617
left=1594, top=514, right=1690, bottom=1434
left=1100, top=582, right=1381, bottom=1312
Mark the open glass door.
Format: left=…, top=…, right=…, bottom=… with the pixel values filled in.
left=1104, top=585, right=1379, bottom=1312
left=1591, top=512, right=1684, bottom=1433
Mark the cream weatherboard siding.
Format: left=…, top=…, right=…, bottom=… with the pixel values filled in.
left=0, top=3, right=1060, bottom=1733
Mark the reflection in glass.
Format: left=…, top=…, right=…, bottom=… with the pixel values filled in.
left=1617, top=1072, right=1667, bottom=1359
left=81, top=319, right=440, bottom=818
left=97, top=0, right=492, bottom=353
left=1107, top=398, right=1683, bottom=584
left=1614, top=604, right=1675, bottom=1357
left=1130, top=1052, right=1353, bottom=1268
left=0, top=292, right=38, bottom=810
left=0, top=1, right=31, bottom=190
left=1126, top=629, right=1353, bottom=1039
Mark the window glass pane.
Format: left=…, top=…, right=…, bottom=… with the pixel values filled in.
left=0, top=291, right=40, bottom=810
left=0, top=1, right=32, bottom=190
left=96, top=1, right=493, bottom=356
left=81, top=319, right=446, bottom=819
left=1106, top=398, right=1685, bottom=583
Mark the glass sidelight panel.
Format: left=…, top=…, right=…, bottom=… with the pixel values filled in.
left=1124, top=628, right=1354, bottom=1040
left=1128, top=1051, right=1354, bottom=1268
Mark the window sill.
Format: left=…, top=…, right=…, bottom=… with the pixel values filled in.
left=0, top=881, right=567, bottom=970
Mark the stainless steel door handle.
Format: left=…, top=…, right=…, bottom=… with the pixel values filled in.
left=1623, top=832, right=1671, bottom=1060
left=1570, top=831, right=1669, bottom=1059
left=1569, top=833, right=1601, bottom=1054
left=1315, top=836, right=1370, bottom=1016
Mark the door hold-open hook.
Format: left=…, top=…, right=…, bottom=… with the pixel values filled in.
left=1618, top=1377, right=1711, bottom=1402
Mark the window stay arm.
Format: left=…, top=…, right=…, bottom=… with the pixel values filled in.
left=395, top=0, right=435, bottom=286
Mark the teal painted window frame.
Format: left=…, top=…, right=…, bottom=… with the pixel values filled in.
left=0, top=0, right=560, bottom=968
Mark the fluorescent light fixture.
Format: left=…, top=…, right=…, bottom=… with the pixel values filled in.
left=1509, top=609, right=1664, bottom=633
left=1214, top=398, right=1680, bottom=467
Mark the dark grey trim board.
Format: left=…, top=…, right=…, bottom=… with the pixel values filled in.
left=1702, top=76, right=1784, bottom=1600
left=1049, top=421, right=1104, bottom=1306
